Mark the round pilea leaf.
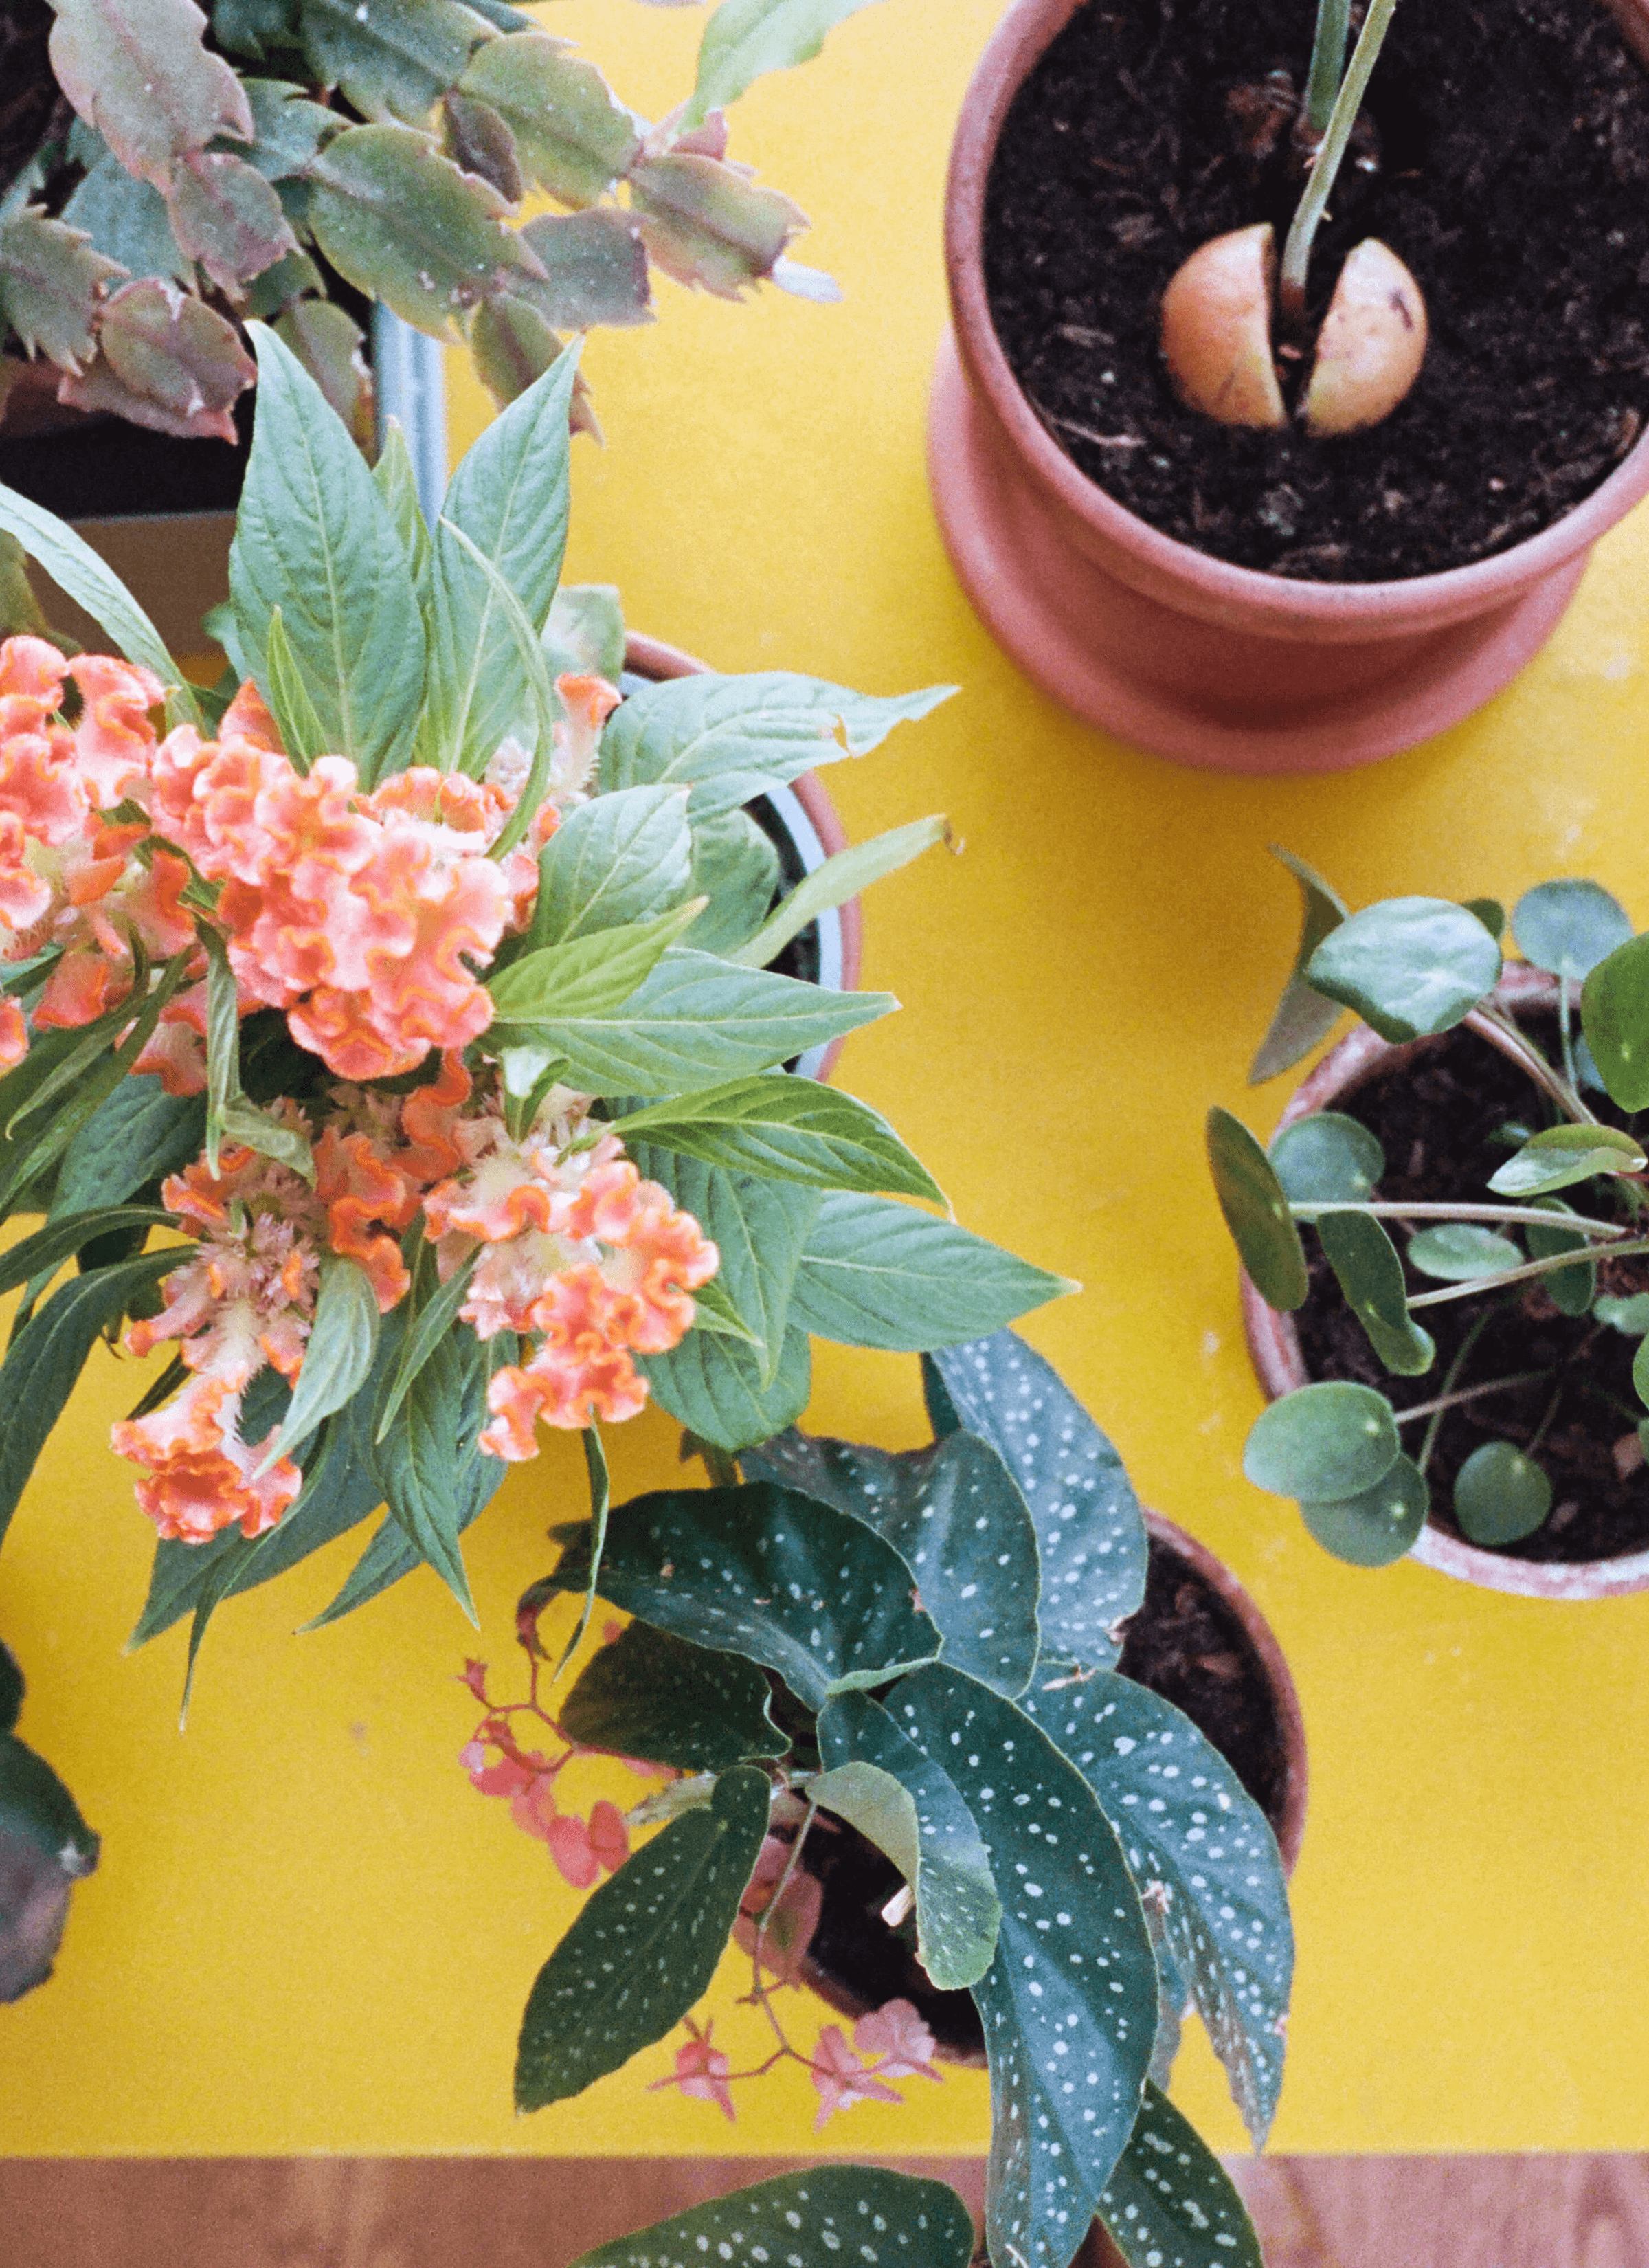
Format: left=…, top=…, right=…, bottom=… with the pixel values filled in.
left=1597, top=1291, right=1649, bottom=1335
left=1634, top=1331, right=1649, bottom=1412
left=1304, top=896, right=1502, bottom=1044
left=1581, top=931, right=1649, bottom=1111
left=1316, top=1211, right=1435, bottom=1377
left=1487, top=1122, right=1645, bottom=1199
left=1207, top=1107, right=1308, bottom=1311
left=564, top=2167, right=977, bottom=2268
left=1512, top=879, right=1633, bottom=980
left=1244, top=1382, right=1400, bottom=1503
left=1301, top=1453, right=1430, bottom=1566
left=1268, top=1111, right=1384, bottom=1204
left=1406, top=1223, right=1524, bottom=1282
left=1463, top=898, right=1505, bottom=941
left=1452, top=1441, right=1553, bottom=1546
left=1525, top=1199, right=1595, bottom=1320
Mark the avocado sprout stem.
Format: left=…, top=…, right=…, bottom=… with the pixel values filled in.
left=1301, top=0, right=1351, bottom=146
left=1279, top=0, right=1400, bottom=332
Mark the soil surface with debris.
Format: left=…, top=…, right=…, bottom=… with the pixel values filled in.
left=984, top=0, right=1649, bottom=577
left=1291, top=1014, right=1649, bottom=1561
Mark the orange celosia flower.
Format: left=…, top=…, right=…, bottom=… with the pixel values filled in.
left=0, top=993, right=25, bottom=1070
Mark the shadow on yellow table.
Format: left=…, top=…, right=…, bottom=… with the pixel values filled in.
left=3, top=0, right=1648, bottom=2164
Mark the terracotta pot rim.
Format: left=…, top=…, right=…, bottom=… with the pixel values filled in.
left=622, top=632, right=864, bottom=1077
left=1240, top=966, right=1649, bottom=1600
left=944, top=0, right=1649, bottom=635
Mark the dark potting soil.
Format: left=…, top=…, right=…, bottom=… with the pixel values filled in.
left=1290, top=1014, right=1649, bottom=1560
left=798, top=1533, right=1292, bottom=2062
left=983, top=0, right=1649, bottom=579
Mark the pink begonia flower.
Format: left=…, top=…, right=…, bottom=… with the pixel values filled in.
left=809, top=2025, right=903, bottom=2131
left=733, top=1834, right=823, bottom=1984
left=853, top=1999, right=941, bottom=2081
left=650, top=2016, right=735, bottom=2121
left=459, top=1660, right=489, bottom=1702
left=548, top=1813, right=601, bottom=1889
left=587, top=1799, right=629, bottom=1874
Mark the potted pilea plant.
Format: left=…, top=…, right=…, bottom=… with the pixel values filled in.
left=0, top=1636, right=98, bottom=2003
left=459, top=1326, right=1294, bottom=2268
left=930, top=0, right=1649, bottom=770
left=1210, top=852, right=1649, bottom=1597
left=0, top=329, right=1075, bottom=1715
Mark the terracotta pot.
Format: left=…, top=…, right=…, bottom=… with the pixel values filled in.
left=1241, top=965, right=1649, bottom=1599
left=930, top=0, right=1649, bottom=773
left=622, top=633, right=863, bottom=1085
left=795, top=1505, right=1306, bottom=2061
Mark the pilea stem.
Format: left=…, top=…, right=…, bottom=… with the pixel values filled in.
left=1399, top=1366, right=1553, bottom=1432
left=1415, top=1309, right=1494, bottom=1478
left=1303, top=0, right=1351, bottom=143
left=1279, top=0, right=1398, bottom=332
left=1295, top=1200, right=1630, bottom=1237
left=1473, top=1004, right=1597, bottom=1126
left=1526, top=1379, right=1567, bottom=1458
left=1406, top=1235, right=1649, bottom=1310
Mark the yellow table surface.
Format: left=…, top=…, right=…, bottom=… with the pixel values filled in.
left=5, top=0, right=1649, bottom=2163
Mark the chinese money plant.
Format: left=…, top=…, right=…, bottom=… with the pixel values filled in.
left=1212, top=856, right=1649, bottom=1566
left=469, top=1328, right=1289, bottom=2268
left=0, top=0, right=882, bottom=444
left=0, top=326, right=1070, bottom=1674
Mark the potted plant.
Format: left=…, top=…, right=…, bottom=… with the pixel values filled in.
left=1210, top=852, right=1649, bottom=1596
left=930, top=0, right=1649, bottom=771
left=460, top=1326, right=1294, bottom=2268
left=0, top=0, right=888, bottom=642
left=0, top=1638, right=98, bottom=2004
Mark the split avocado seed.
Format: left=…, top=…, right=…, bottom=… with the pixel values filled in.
left=1159, top=222, right=1427, bottom=437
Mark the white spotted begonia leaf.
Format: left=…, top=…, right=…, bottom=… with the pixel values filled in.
left=1097, top=2081, right=1265, bottom=2268
left=925, top=1329, right=1147, bottom=1667
left=890, top=1665, right=1157, bottom=2268
left=1019, top=1667, right=1293, bottom=2147
left=743, top=1427, right=1041, bottom=1696
left=566, top=2166, right=976, bottom=2268
left=548, top=1481, right=941, bottom=1711
left=816, top=1689, right=1002, bottom=1992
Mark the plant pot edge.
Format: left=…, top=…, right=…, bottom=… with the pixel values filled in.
left=1239, top=964, right=1649, bottom=1600
left=931, top=0, right=1649, bottom=772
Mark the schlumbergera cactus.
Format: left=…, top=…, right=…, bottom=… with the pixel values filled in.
left=0, top=0, right=878, bottom=448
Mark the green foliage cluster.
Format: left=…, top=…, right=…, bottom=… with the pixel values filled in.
left=0, top=0, right=885, bottom=447
left=0, top=1636, right=100, bottom=2005
left=526, top=1328, right=1292, bottom=2268
left=1214, top=853, right=1649, bottom=1566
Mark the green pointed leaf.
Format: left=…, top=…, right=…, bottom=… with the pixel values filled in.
left=1453, top=1439, right=1551, bottom=1546
left=552, top=1481, right=941, bottom=1709
left=551, top=1427, right=611, bottom=1681
left=1316, top=1211, right=1435, bottom=1377
left=372, top=419, right=430, bottom=579
left=1244, top=1381, right=1400, bottom=1504
left=0, top=480, right=189, bottom=711
left=1406, top=1224, right=1523, bottom=1282
left=515, top=1764, right=769, bottom=2109
left=626, top=1149, right=816, bottom=1391
left=230, top=322, right=425, bottom=783
left=688, top=0, right=888, bottom=124
left=1305, top=897, right=1503, bottom=1044
left=425, top=345, right=580, bottom=776
left=1512, top=879, right=1633, bottom=980
left=525, top=786, right=692, bottom=950
left=298, top=0, right=488, bottom=124
left=728, top=815, right=946, bottom=972
left=373, top=1252, right=478, bottom=1443
left=816, top=1688, right=1000, bottom=1992
left=1022, top=1667, right=1292, bottom=2148
left=1581, top=931, right=1649, bottom=1111
left=458, top=32, right=641, bottom=207
left=263, top=605, right=328, bottom=771
left=1301, top=1452, right=1430, bottom=1566
left=1207, top=1107, right=1308, bottom=1312
left=1525, top=1197, right=1596, bottom=1318
left=560, top=1621, right=788, bottom=1772
left=258, top=1255, right=379, bottom=1474
left=566, top=2170, right=974, bottom=2268
left=543, top=583, right=625, bottom=684
left=1247, top=845, right=1347, bottom=1085
left=377, top=1326, right=486, bottom=1619
left=1268, top=1111, right=1383, bottom=1204
left=491, top=947, right=895, bottom=1097
left=743, top=1427, right=1040, bottom=1697
left=925, top=1326, right=1147, bottom=1665
left=0, top=1252, right=173, bottom=1555
left=1098, top=2081, right=1266, bottom=2268
left=1487, top=1121, right=1646, bottom=1198
left=893, top=1665, right=1157, bottom=2258
left=488, top=902, right=702, bottom=1023
left=684, top=1273, right=763, bottom=1346
left=614, top=1076, right=943, bottom=1203
left=0, top=1208, right=168, bottom=1300
left=683, top=807, right=780, bottom=957
left=788, top=1191, right=1075, bottom=1353
left=641, top=1316, right=812, bottom=1451
left=598, top=672, right=954, bottom=823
